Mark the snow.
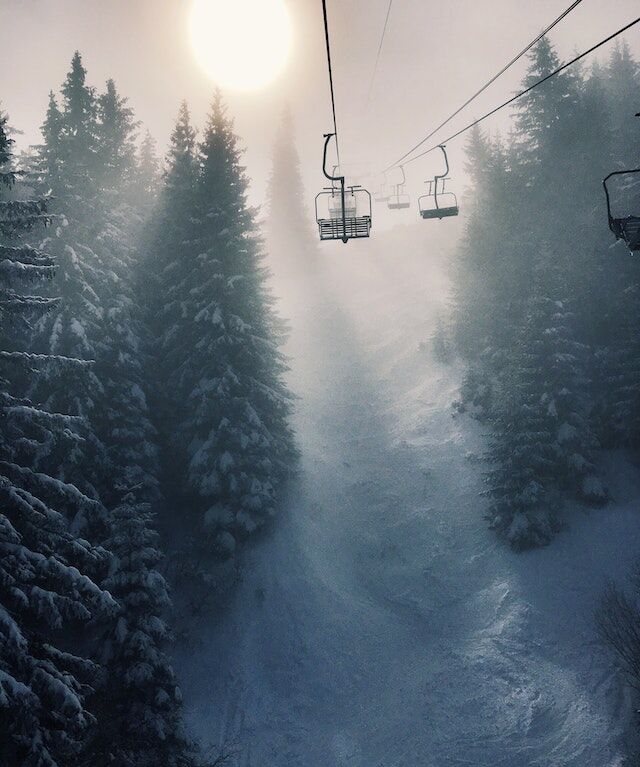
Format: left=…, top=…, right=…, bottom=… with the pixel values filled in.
left=557, top=422, right=578, bottom=444
left=175, top=229, right=640, bottom=766
left=582, top=475, right=607, bottom=503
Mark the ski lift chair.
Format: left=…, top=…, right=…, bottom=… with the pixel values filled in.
left=375, top=173, right=391, bottom=203
left=375, top=184, right=391, bottom=203
left=603, top=168, right=640, bottom=252
left=419, top=145, right=459, bottom=220
left=315, top=133, right=372, bottom=244
left=387, top=165, right=411, bottom=210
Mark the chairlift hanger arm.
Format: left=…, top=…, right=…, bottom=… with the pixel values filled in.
left=323, top=133, right=344, bottom=183
left=435, top=146, right=450, bottom=181
left=432, top=145, right=451, bottom=210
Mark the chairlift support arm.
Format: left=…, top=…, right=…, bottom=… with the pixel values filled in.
left=322, top=132, right=348, bottom=243
left=433, top=145, right=450, bottom=212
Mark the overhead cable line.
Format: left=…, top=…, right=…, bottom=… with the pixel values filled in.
left=386, top=15, right=640, bottom=171
left=321, top=0, right=341, bottom=166
left=383, top=0, right=585, bottom=173
left=366, top=0, right=394, bottom=104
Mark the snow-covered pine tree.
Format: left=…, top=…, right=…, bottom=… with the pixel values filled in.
left=594, top=48, right=640, bottom=448
left=132, top=130, right=161, bottom=216
left=599, top=265, right=640, bottom=449
left=25, top=61, right=202, bottom=766
left=143, top=100, right=198, bottom=532
left=485, top=283, right=559, bottom=549
left=27, top=52, right=109, bottom=522
left=70, top=74, right=201, bottom=766
left=95, top=78, right=138, bottom=194
left=536, top=262, right=605, bottom=505
left=185, top=91, right=295, bottom=551
left=0, top=107, right=115, bottom=767
left=91, top=75, right=161, bottom=509
left=606, top=41, right=640, bottom=166
left=454, top=39, right=616, bottom=547
left=150, top=93, right=296, bottom=556
left=453, top=125, right=517, bottom=418
left=81, top=495, right=201, bottom=767
left=485, top=258, right=605, bottom=549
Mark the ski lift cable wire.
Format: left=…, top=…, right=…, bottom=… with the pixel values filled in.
left=321, top=0, right=341, bottom=167
left=382, top=0, right=585, bottom=174
left=387, top=15, right=640, bottom=172
left=366, top=0, right=394, bottom=104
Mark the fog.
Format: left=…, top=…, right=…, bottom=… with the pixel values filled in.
left=2, top=0, right=639, bottom=230
left=3, top=3, right=640, bottom=764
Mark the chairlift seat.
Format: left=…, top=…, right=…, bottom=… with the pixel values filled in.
left=318, top=216, right=372, bottom=241
left=420, top=205, right=459, bottom=220
left=388, top=195, right=411, bottom=210
left=316, top=184, right=372, bottom=243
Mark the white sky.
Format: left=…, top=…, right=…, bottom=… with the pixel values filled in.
left=1, top=0, right=639, bottom=230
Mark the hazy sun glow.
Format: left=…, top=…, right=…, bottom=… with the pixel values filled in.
left=189, top=0, right=292, bottom=92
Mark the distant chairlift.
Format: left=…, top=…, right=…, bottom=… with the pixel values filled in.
left=419, top=145, right=459, bottom=220
left=315, top=133, right=372, bottom=244
left=387, top=165, right=411, bottom=210
left=375, top=174, right=391, bottom=203
left=604, top=169, right=640, bottom=251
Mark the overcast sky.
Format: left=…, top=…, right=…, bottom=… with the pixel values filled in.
left=1, top=0, right=639, bottom=228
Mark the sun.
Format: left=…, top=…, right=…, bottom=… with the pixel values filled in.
left=188, top=0, right=292, bottom=92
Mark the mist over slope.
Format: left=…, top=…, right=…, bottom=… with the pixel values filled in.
left=175, top=225, right=640, bottom=766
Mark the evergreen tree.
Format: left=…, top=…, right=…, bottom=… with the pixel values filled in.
left=452, top=38, right=630, bottom=547
left=82, top=496, right=199, bottom=767
left=148, top=94, right=296, bottom=556
left=24, top=58, right=201, bottom=764
left=0, top=107, right=115, bottom=767
left=28, top=52, right=109, bottom=518
left=187, top=91, right=295, bottom=549
left=96, top=78, right=138, bottom=193
left=594, top=51, right=640, bottom=448
left=38, top=92, right=64, bottom=191
left=485, top=281, right=560, bottom=549
left=453, top=126, right=518, bottom=416
left=606, top=42, right=640, bottom=165
left=58, top=51, right=99, bottom=200
left=132, top=130, right=161, bottom=215
left=144, top=100, right=198, bottom=536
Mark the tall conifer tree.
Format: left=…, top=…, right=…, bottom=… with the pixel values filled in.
left=0, top=107, right=115, bottom=767
left=148, top=94, right=295, bottom=556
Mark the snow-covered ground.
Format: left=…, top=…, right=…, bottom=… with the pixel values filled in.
left=176, top=226, right=640, bottom=766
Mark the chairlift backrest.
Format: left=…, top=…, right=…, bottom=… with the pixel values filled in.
left=329, top=191, right=357, bottom=218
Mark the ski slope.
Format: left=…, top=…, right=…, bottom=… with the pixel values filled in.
left=176, top=225, right=640, bottom=766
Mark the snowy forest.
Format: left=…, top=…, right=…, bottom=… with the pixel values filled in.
left=2, top=1, right=640, bottom=765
